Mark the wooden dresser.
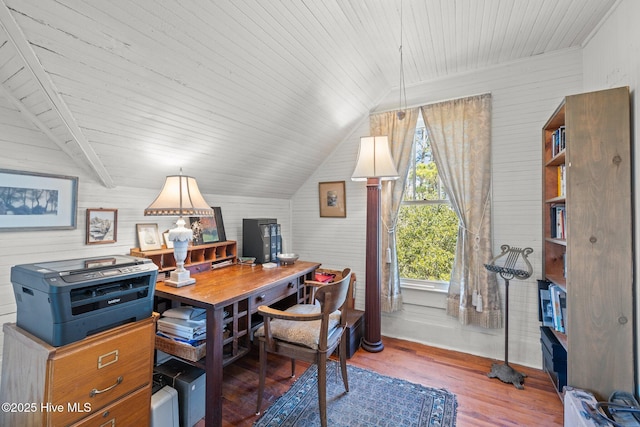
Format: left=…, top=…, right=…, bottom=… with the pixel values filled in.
left=0, top=315, right=157, bottom=426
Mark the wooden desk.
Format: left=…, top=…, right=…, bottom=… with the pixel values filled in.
left=154, top=261, right=320, bottom=427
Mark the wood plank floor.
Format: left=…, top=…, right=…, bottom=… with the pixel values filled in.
left=197, top=336, right=564, bottom=426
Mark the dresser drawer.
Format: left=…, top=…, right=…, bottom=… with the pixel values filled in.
left=69, top=384, right=151, bottom=427
left=45, top=319, right=155, bottom=426
left=252, top=281, right=298, bottom=310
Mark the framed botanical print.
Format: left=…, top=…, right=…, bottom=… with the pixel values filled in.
left=319, top=181, right=346, bottom=218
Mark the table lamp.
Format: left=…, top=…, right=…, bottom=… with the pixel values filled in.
left=145, top=169, right=214, bottom=287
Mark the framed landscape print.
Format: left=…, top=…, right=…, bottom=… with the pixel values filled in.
left=86, top=208, right=117, bottom=244
left=319, top=181, right=346, bottom=218
left=136, top=223, right=162, bottom=251
left=0, top=169, right=78, bottom=231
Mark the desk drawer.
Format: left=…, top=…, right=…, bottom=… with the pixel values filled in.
left=46, top=320, right=154, bottom=426
left=253, top=281, right=298, bottom=310
left=70, top=384, right=151, bottom=427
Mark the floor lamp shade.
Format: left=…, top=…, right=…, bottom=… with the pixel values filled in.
left=351, top=136, right=399, bottom=181
left=352, top=136, right=399, bottom=352
left=145, top=172, right=214, bottom=287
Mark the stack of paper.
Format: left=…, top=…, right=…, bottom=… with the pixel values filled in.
left=157, top=306, right=206, bottom=345
left=158, top=317, right=206, bottom=340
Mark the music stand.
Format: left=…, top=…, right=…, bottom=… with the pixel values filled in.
left=484, top=244, right=533, bottom=389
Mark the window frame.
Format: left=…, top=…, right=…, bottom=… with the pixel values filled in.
left=397, top=114, right=454, bottom=293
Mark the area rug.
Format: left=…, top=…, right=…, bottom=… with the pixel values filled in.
left=254, top=361, right=457, bottom=427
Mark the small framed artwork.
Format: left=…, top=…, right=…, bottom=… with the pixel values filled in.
left=86, top=208, right=117, bottom=244
left=137, top=223, right=162, bottom=251
left=163, top=232, right=174, bottom=249
left=189, top=216, right=220, bottom=246
left=319, top=181, right=346, bottom=218
left=0, top=168, right=78, bottom=231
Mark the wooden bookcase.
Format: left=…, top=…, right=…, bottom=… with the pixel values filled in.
left=541, top=86, right=633, bottom=399
left=130, top=240, right=237, bottom=279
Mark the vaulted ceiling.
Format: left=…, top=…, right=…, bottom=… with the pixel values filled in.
left=0, top=0, right=618, bottom=198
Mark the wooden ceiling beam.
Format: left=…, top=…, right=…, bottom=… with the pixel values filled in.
left=0, top=0, right=114, bottom=188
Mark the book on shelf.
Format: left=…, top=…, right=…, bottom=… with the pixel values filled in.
left=548, top=284, right=566, bottom=333
left=549, top=204, right=566, bottom=239
left=557, top=164, right=566, bottom=197
left=559, top=292, right=567, bottom=335
left=539, top=288, right=554, bottom=327
left=551, top=126, right=566, bottom=157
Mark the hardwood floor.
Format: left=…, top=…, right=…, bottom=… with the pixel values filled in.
left=197, top=336, right=564, bottom=426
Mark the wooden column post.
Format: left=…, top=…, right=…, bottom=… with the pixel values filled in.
left=362, top=177, right=384, bottom=352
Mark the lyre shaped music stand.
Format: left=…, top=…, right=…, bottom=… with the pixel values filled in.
left=484, top=244, right=533, bottom=389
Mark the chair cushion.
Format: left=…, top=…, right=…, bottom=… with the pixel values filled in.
left=255, top=304, right=341, bottom=350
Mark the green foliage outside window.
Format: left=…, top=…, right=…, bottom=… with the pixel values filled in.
left=397, top=204, right=458, bottom=281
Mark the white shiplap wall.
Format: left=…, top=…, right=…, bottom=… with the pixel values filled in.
left=292, top=48, right=584, bottom=368
left=581, top=0, right=640, bottom=396
left=0, top=99, right=293, bottom=378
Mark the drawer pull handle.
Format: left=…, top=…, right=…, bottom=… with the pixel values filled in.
left=256, top=294, right=266, bottom=302
left=288, top=283, right=294, bottom=288
left=98, top=350, right=119, bottom=369
left=90, top=376, right=123, bottom=397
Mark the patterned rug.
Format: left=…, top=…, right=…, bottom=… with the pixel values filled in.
left=254, top=360, right=457, bottom=427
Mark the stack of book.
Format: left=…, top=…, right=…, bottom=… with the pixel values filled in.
left=550, top=203, right=566, bottom=239
left=157, top=306, right=206, bottom=346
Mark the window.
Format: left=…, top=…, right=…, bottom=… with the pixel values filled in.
left=397, top=111, right=458, bottom=290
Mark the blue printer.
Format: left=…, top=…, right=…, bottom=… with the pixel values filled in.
left=11, top=254, right=157, bottom=346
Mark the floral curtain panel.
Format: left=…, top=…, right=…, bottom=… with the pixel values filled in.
left=369, top=109, right=420, bottom=312
left=421, top=94, right=501, bottom=328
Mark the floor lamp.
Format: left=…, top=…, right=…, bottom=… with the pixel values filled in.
left=352, top=136, right=399, bottom=352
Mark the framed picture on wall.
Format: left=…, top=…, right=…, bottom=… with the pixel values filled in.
left=136, top=223, right=161, bottom=251
left=0, top=169, right=78, bottom=231
left=319, top=181, right=346, bottom=218
left=86, top=208, right=117, bottom=244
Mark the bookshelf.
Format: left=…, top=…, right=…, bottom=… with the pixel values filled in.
left=541, top=86, right=633, bottom=399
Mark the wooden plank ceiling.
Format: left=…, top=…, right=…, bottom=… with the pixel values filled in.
left=0, top=0, right=618, bottom=198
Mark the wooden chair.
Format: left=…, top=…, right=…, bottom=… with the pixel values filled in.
left=255, top=268, right=352, bottom=427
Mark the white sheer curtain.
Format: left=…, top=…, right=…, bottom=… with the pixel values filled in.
left=421, top=94, right=501, bottom=328
left=369, top=108, right=419, bottom=312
